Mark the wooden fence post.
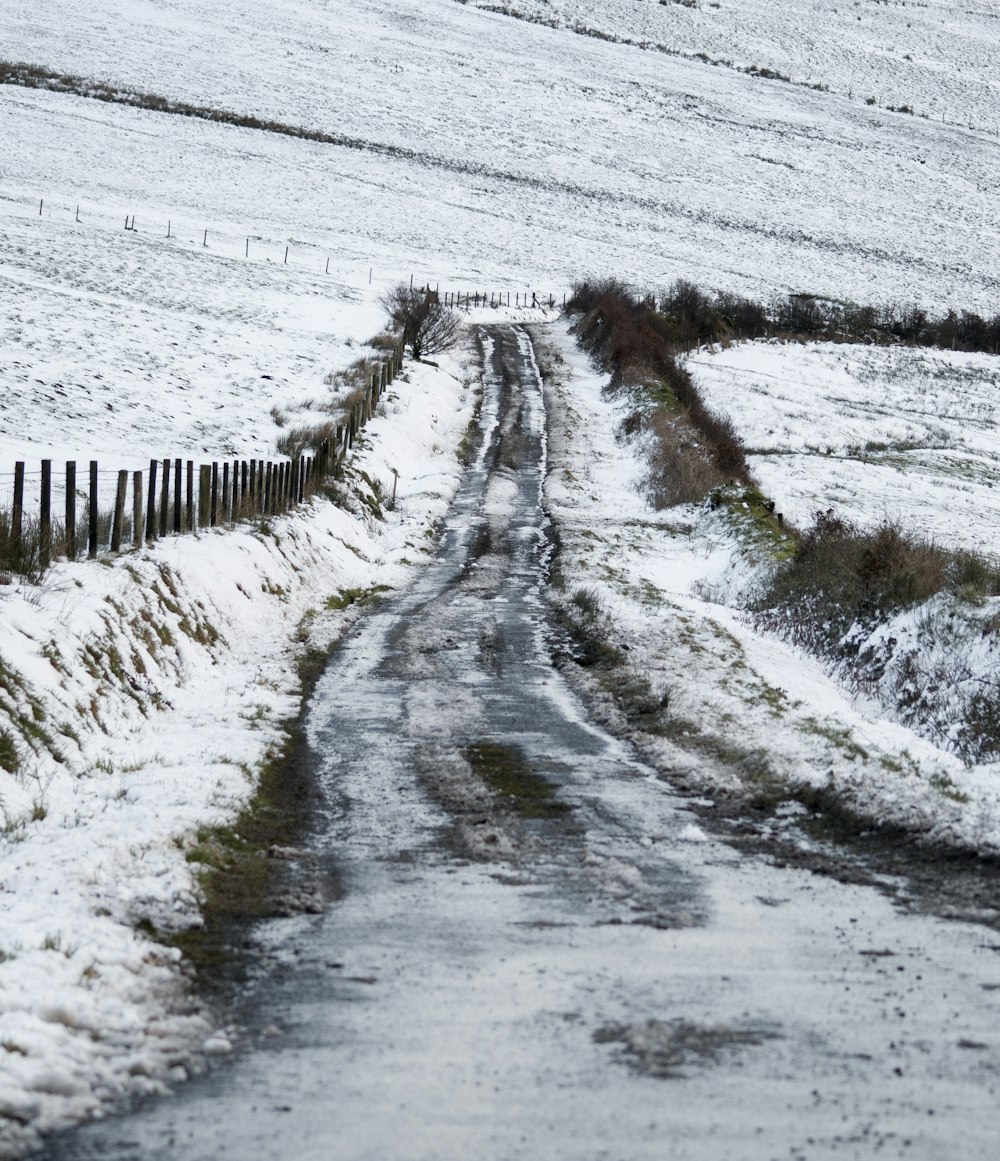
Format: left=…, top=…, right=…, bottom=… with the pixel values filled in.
left=39, top=460, right=51, bottom=570
left=185, top=462, right=193, bottom=534
left=173, top=458, right=182, bottom=533
left=132, top=470, right=143, bottom=548
left=65, top=461, right=76, bottom=559
left=248, top=461, right=256, bottom=516
left=89, top=460, right=99, bottom=559
left=12, top=462, right=24, bottom=546
left=210, top=463, right=219, bottom=525
left=222, top=462, right=231, bottom=524
left=159, top=457, right=169, bottom=537
left=145, top=459, right=158, bottom=541
left=111, top=470, right=128, bottom=552
left=198, top=465, right=211, bottom=528
left=264, top=463, right=273, bottom=514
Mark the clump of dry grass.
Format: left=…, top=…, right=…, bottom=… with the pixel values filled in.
left=643, top=412, right=728, bottom=508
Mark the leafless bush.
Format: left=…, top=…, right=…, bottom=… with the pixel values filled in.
left=276, top=420, right=338, bottom=458
left=756, top=511, right=1000, bottom=652
left=567, top=282, right=751, bottom=484
left=380, top=284, right=461, bottom=360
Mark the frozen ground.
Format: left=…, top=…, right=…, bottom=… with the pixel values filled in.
left=0, top=346, right=480, bottom=1155
left=2, top=0, right=1000, bottom=1151
left=32, top=322, right=1000, bottom=1161
left=466, top=0, right=1000, bottom=131
left=4, top=0, right=1000, bottom=333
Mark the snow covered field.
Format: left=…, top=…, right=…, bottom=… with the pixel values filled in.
left=3, top=0, right=1000, bottom=1150
left=688, top=340, right=1000, bottom=558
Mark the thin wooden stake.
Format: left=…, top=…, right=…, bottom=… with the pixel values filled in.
left=173, top=458, right=182, bottom=533
left=159, top=457, right=170, bottom=537
left=210, top=462, right=219, bottom=526
left=186, top=460, right=194, bottom=531
left=39, top=460, right=51, bottom=570
left=12, top=462, right=24, bottom=545
left=111, top=469, right=127, bottom=553
left=133, top=471, right=143, bottom=549
left=146, top=459, right=158, bottom=540
left=89, top=461, right=99, bottom=559
left=203, top=228, right=208, bottom=247
left=199, top=466, right=211, bottom=528
left=222, top=462, right=231, bottom=523
left=65, top=461, right=77, bottom=559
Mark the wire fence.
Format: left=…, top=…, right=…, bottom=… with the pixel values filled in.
left=0, top=343, right=405, bottom=584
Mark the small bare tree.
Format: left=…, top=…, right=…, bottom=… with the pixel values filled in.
left=380, top=283, right=461, bottom=361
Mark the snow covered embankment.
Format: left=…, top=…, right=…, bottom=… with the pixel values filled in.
left=0, top=348, right=477, bottom=1157
left=536, top=320, right=1000, bottom=863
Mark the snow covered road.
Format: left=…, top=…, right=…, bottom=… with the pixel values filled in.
left=35, top=326, right=1000, bottom=1160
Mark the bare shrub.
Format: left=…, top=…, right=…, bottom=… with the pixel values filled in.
left=380, top=284, right=461, bottom=360
left=756, top=511, right=1000, bottom=653
left=567, top=281, right=751, bottom=485
left=0, top=513, right=42, bottom=583
left=324, top=357, right=380, bottom=397
left=276, top=420, right=338, bottom=458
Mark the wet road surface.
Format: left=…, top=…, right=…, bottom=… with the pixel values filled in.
left=41, top=326, right=1000, bottom=1160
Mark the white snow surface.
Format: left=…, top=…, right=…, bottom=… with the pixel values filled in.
left=3, top=0, right=1000, bottom=322
left=2, top=0, right=1000, bottom=1149
left=688, top=340, right=1000, bottom=558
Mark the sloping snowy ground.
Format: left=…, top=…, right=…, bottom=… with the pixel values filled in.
left=687, top=340, right=1000, bottom=558
left=2, top=0, right=1000, bottom=1148
left=466, top=0, right=1000, bottom=131
left=4, top=0, right=1000, bottom=321
left=540, top=319, right=1000, bottom=855
left=0, top=347, right=480, bottom=1157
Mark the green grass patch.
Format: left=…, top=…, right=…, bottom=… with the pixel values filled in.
left=464, top=741, right=571, bottom=819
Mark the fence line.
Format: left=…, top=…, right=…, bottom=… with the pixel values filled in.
left=0, top=342, right=406, bottom=583
left=436, top=289, right=563, bottom=310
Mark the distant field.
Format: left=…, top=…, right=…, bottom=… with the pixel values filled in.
left=3, top=0, right=1000, bottom=472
